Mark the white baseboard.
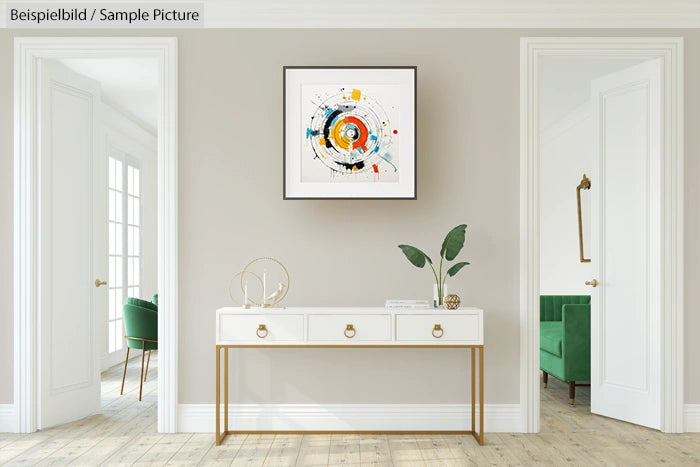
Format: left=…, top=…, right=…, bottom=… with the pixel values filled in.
left=685, top=404, right=700, bottom=432
left=178, top=403, right=521, bottom=433
left=0, top=404, right=17, bottom=432
left=3, top=402, right=697, bottom=433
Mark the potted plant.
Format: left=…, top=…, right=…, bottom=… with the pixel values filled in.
left=398, top=224, right=470, bottom=307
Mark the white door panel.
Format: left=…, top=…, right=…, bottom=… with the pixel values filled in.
left=590, top=59, right=661, bottom=429
left=39, top=60, right=104, bottom=428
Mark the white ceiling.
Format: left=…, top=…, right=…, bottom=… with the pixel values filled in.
left=1, top=0, right=699, bottom=27
left=58, top=58, right=158, bottom=132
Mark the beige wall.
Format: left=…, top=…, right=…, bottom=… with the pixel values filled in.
left=0, top=29, right=698, bottom=408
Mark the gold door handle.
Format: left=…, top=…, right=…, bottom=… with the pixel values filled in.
left=94, top=279, right=107, bottom=287
left=344, top=324, right=355, bottom=339
left=577, top=174, right=592, bottom=263
left=585, top=279, right=599, bottom=287
left=432, top=324, right=444, bottom=339
left=256, top=324, right=268, bottom=339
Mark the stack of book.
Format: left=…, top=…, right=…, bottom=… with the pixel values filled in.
left=385, top=299, right=431, bottom=309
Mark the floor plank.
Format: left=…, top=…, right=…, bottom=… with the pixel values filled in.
left=1, top=361, right=699, bottom=466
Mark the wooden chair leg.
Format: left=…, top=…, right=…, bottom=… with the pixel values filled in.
left=569, top=381, right=575, bottom=405
left=120, top=347, right=130, bottom=395
left=139, top=342, right=146, bottom=401
left=543, top=370, right=548, bottom=388
left=144, top=350, right=151, bottom=382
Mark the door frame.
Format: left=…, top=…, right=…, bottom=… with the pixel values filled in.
left=13, top=37, right=178, bottom=433
left=519, top=37, right=684, bottom=433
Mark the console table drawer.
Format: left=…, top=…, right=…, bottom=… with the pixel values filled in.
left=308, top=314, right=391, bottom=342
left=218, top=314, right=304, bottom=343
left=396, top=314, right=482, bottom=343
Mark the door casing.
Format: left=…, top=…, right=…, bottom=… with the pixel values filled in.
left=519, top=37, right=684, bottom=433
left=13, top=37, right=178, bottom=433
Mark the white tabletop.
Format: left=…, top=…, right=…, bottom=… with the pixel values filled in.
left=217, top=306, right=483, bottom=315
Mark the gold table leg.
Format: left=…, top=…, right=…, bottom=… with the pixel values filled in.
left=224, top=347, right=229, bottom=434
left=216, top=345, right=221, bottom=446
left=478, top=346, right=484, bottom=445
left=213, top=344, right=485, bottom=446
left=471, top=348, right=476, bottom=435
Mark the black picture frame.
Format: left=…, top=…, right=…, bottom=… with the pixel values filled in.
left=283, top=66, right=417, bottom=200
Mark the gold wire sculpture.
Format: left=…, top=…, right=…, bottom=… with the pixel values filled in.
left=228, top=270, right=263, bottom=308
left=229, top=257, right=290, bottom=308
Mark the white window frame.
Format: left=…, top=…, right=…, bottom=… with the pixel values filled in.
left=108, top=151, right=143, bottom=355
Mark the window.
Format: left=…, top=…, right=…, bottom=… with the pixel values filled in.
left=108, top=154, right=141, bottom=353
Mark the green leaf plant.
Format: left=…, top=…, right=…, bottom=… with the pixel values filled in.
left=398, top=224, right=470, bottom=306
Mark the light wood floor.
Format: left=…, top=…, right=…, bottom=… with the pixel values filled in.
left=1, top=358, right=698, bottom=466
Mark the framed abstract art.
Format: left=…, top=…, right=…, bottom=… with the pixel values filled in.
left=283, top=66, right=417, bottom=199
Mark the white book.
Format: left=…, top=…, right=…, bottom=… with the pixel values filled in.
left=385, top=299, right=431, bottom=309
left=385, top=299, right=430, bottom=305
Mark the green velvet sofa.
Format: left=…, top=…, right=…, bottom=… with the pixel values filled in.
left=540, top=295, right=591, bottom=404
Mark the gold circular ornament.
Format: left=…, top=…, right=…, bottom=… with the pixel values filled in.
left=241, top=257, right=290, bottom=307
left=228, top=270, right=263, bottom=307
left=444, top=294, right=461, bottom=310
left=229, top=257, right=290, bottom=308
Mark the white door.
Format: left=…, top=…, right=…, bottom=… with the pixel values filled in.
left=589, top=59, right=661, bottom=429
left=38, top=60, right=106, bottom=428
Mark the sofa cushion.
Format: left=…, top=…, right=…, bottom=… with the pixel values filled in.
left=540, top=321, right=563, bottom=357
left=540, top=295, right=590, bottom=321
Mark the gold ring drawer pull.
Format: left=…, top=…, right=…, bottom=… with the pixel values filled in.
left=344, top=324, right=356, bottom=339
left=432, top=324, right=444, bottom=339
left=256, top=324, right=268, bottom=339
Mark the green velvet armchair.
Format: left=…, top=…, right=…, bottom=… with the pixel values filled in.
left=127, top=296, right=157, bottom=312
left=540, top=295, right=591, bottom=404
left=121, top=297, right=158, bottom=401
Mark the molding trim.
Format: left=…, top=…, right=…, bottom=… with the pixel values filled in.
left=206, top=2, right=700, bottom=29
left=13, top=37, right=178, bottom=434
left=0, top=405, right=17, bottom=432
left=539, top=102, right=591, bottom=146
left=685, top=405, right=700, bottom=432
left=520, top=37, right=684, bottom=434
left=101, top=96, right=157, bottom=138
left=102, top=104, right=158, bottom=156
left=3, top=1, right=697, bottom=28
left=178, top=404, right=522, bottom=433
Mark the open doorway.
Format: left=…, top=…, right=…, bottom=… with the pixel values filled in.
left=57, top=57, right=160, bottom=414
left=538, top=56, right=651, bottom=420
left=13, top=37, right=178, bottom=434
left=520, top=37, right=684, bottom=434
left=35, top=56, right=158, bottom=427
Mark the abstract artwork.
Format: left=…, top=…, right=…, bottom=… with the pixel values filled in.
left=302, top=84, right=399, bottom=183
left=284, top=67, right=416, bottom=199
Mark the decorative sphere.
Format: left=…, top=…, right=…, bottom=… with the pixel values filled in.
left=444, top=294, right=461, bottom=310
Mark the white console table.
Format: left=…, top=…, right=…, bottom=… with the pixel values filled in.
left=215, top=307, right=484, bottom=445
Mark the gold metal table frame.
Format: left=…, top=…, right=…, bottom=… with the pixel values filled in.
left=215, top=344, right=484, bottom=446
